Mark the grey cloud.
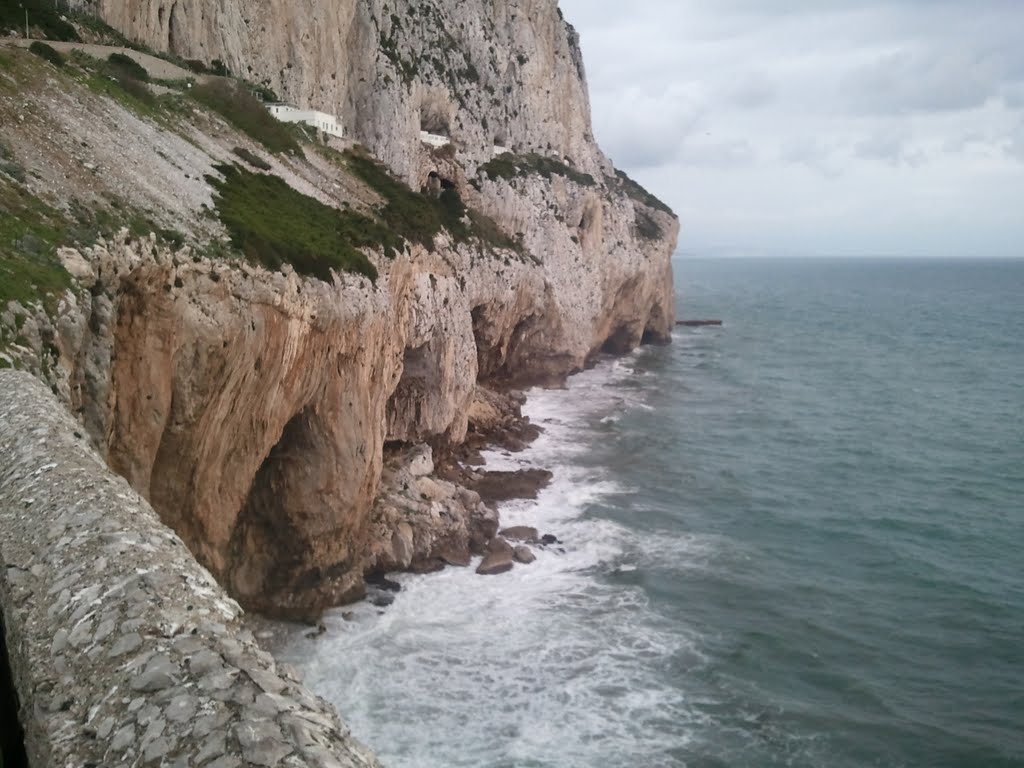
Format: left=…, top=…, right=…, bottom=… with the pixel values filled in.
left=1007, top=123, right=1024, bottom=163
left=729, top=75, right=776, bottom=110
left=841, top=48, right=999, bottom=115
left=1002, top=84, right=1024, bottom=110
left=589, top=84, right=706, bottom=169
left=854, top=131, right=924, bottom=167
left=558, top=0, right=1024, bottom=256
left=780, top=139, right=843, bottom=178
left=680, top=139, right=757, bottom=168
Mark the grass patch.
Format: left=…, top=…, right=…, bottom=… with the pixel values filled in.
left=1, top=0, right=79, bottom=41
left=85, top=69, right=157, bottom=115
left=28, top=41, right=64, bottom=67
left=610, top=169, right=675, bottom=217
left=343, top=149, right=469, bottom=246
left=207, top=163, right=382, bottom=282
left=191, top=80, right=299, bottom=154
left=66, top=49, right=162, bottom=117
left=232, top=146, right=272, bottom=171
left=341, top=149, right=519, bottom=254
left=479, top=153, right=596, bottom=187
left=0, top=180, right=71, bottom=313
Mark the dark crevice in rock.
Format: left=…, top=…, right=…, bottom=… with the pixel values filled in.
left=229, top=407, right=322, bottom=610
left=600, top=324, right=636, bottom=355
left=0, top=607, right=28, bottom=768
left=386, top=343, right=431, bottom=441
left=641, top=327, right=668, bottom=346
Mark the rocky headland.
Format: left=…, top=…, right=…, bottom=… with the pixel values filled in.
left=1, top=0, right=676, bottom=623
left=1, top=0, right=676, bottom=762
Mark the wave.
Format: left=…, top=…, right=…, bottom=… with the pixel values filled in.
left=277, top=356, right=716, bottom=768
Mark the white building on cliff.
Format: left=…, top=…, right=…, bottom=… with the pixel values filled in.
left=266, top=104, right=345, bottom=139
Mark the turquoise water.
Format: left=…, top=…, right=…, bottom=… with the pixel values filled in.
left=284, top=257, right=1024, bottom=767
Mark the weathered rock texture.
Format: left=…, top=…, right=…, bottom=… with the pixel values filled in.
left=68, top=0, right=603, bottom=181
left=0, top=370, right=383, bottom=768
left=1, top=0, right=676, bottom=619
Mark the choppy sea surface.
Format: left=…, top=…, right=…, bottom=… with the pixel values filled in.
left=279, top=257, right=1024, bottom=768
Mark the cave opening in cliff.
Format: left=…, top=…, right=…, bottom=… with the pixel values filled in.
left=601, top=325, right=635, bottom=355
left=386, top=344, right=432, bottom=437
left=0, top=608, right=28, bottom=768
left=229, top=407, right=321, bottom=605
left=640, top=328, right=661, bottom=345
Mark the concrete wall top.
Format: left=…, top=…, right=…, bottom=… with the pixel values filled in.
left=0, top=370, right=382, bottom=768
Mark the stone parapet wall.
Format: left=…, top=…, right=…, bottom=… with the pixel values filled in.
left=0, top=370, right=382, bottom=768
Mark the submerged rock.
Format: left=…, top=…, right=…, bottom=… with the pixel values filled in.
left=500, top=526, right=540, bottom=543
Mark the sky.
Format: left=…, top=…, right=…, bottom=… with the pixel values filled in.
left=558, top=0, right=1024, bottom=257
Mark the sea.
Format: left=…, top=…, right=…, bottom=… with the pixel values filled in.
left=278, top=256, right=1024, bottom=768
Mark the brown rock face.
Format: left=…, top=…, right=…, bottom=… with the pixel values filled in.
left=513, top=545, right=537, bottom=565
left=476, top=538, right=515, bottom=576
left=102, top=257, right=409, bottom=618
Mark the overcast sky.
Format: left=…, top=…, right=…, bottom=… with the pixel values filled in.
left=558, top=0, right=1024, bottom=257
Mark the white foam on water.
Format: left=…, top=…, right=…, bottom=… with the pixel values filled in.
left=279, top=358, right=708, bottom=767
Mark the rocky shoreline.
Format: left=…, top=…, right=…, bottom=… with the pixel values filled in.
left=280, top=382, right=563, bottom=632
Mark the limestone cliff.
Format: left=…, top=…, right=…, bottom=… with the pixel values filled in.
left=1, top=0, right=676, bottom=619
left=68, top=0, right=603, bottom=181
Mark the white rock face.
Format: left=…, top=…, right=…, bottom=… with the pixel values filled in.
left=71, top=0, right=604, bottom=182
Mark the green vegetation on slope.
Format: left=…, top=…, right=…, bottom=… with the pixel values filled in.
left=207, top=164, right=383, bottom=282
left=343, top=149, right=469, bottom=245
left=191, top=80, right=300, bottom=154
left=28, top=41, right=64, bottom=67
left=478, top=153, right=596, bottom=188
left=232, top=147, right=272, bottom=171
left=611, top=169, right=675, bottom=217
left=106, top=52, right=149, bottom=82
left=339, top=148, right=520, bottom=254
left=0, top=174, right=71, bottom=314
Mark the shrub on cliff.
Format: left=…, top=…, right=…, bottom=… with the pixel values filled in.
left=611, top=169, right=675, bottom=217
left=635, top=209, right=663, bottom=240
left=341, top=149, right=517, bottom=253
left=191, top=80, right=299, bottom=155
left=207, top=163, right=385, bottom=282
left=106, top=52, right=149, bottom=82
left=343, top=149, right=469, bottom=245
left=479, top=153, right=596, bottom=188
left=232, top=147, right=272, bottom=171
left=28, top=42, right=64, bottom=68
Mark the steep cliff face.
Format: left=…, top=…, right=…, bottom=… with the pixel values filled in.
left=2, top=0, right=676, bottom=618
left=68, top=0, right=601, bottom=183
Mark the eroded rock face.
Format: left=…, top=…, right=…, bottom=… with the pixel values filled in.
left=11, top=0, right=680, bottom=617
left=63, top=0, right=678, bottom=378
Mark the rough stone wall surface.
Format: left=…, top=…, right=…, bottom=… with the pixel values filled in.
left=0, top=369, right=384, bottom=768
